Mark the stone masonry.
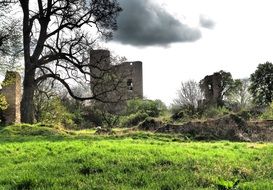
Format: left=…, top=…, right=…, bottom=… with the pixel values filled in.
left=0, top=71, right=21, bottom=124
left=90, top=49, right=143, bottom=112
left=200, top=72, right=224, bottom=107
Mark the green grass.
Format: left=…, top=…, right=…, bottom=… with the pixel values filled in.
left=0, top=125, right=273, bottom=189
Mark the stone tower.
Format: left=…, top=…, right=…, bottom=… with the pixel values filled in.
left=114, top=61, right=143, bottom=99
left=89, top=50, right=143, bottom=113
left=1, top=71, right=21, bottom=124
left=90, top=49, right=111, bottom=78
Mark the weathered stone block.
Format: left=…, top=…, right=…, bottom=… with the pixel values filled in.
left=1, top=71, right=21, bottom=124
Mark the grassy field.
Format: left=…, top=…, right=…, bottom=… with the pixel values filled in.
left=0, top=125, right=273, bottom=189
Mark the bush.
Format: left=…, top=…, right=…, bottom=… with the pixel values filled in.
left=260, top=102, right=273, bottom=120
left=0, top=93, right=8, bottom=124
left=37, top=97, right=75, bottom=128
left=120, top=112, right=149, bottom=127
left=80, top=107, right=103, bottom=127
left=125, top=99, right=166, bottom=117
left=0, top=123, right=67, bottom=136
left=119, top=99, right=167, bottom=128
left=0, top=94, right=8, bottom=111
left=237, top=110, right=252, bottom=121
left=171, top=105, right=197, bottom=122
left=202, top=106, right=230, bottom=119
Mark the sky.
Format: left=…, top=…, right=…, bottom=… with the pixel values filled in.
left=103, top=0, right=273, bottom=106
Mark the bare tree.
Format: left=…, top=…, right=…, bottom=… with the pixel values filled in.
left=2, top=0, right=122, bottom=123
left=0, top=2, right=22, bottom=72
left=173, top=80, right=203, bottom=109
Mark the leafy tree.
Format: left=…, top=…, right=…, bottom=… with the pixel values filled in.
left=3, top=0, right=122, bottom=123
left=250, top=62, right=273, bottom=106
left=225, top=78, right=252, bottom=110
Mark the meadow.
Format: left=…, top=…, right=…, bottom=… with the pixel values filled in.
left=0, top=125, right=273, bottom=190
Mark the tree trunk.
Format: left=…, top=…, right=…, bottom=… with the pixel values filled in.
left=21, top=68, right=35, bottom=123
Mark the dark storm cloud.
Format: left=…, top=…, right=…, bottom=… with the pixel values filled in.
left=113, top=0, right=202, bottom=46
left=199, top=15, right=215, bottom=29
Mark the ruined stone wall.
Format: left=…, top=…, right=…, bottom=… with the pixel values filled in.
left=114, top=61, right=143, bottom=99
left=1, top=71, right=21, bottom=124
left=90, top=49, right=111, bottom=77
left=200, top=72, right=223, bottom=106
left=89, top=50, right=143, bottom=113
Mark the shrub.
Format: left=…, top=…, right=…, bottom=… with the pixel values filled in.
left=171, top=105, right=197, bottom=122
left=236, top=110, right=252, bottom=121
left=0, top=94, right=8, bottom=111
left=80, top=107, right=103, bottom=127
left=120, top=112, right=149, bottom=127
left=0, top=94, right=8, bottom=124
left=202, top=106, right=231, bottom=119
left=0, top=123, right=67, bottom=136
left=125, top=99, right=166, bottom=117
left=38, top=97, right=75, bottom=128
left=260, top=102, right=273, bottom=120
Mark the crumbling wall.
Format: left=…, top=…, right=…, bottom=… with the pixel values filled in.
left=90, top=49, right=111, bottom=79
left=200, top=72, right=224, bottom=106
left=114, top=61, right=143, bottom=99
left=89, top=50, right=143, bottom=113
left=1, top=71, right=21, bottom=124
left=139, top=114, right=273, bottom=142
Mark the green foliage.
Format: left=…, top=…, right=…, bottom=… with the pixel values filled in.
left=202, top=106, right=231, bottom=119
left=119, top=99, right=167, bottom=127
left=250, top=62, right=273, bottom=106
left=171, top=105, right=198, bottom=122
left=120, top=112, right=149, bottom=127
left=0, top=123, right=67, bottom=136
left=260, top=102, right=273, bottom=120
left=0, top=93, right=8, bottom=123
left=0, top=93, right=8, bottom=111
left=100, top=111, right=120, bottom=128
left=81, top=108, right=103, bottom=127
left=217, top=179, right=240, bottom=190
left=171, top=104, right=231, bottom=122
left=126, top=98, right=167, bottom=117
left=60, top=98, right=91, bottom=128
left=38, top=97, right=75, bottom=128
left=1, top=71, right=18, bottom=87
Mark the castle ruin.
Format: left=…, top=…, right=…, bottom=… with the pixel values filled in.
left=0, top=50, right=142, bottom=123
left=90, top=50, right=143, bottom=112
left=0, top=71, right=21, bottom=124
left=199, top=71, right=231, bottom=107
